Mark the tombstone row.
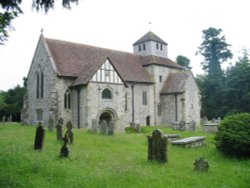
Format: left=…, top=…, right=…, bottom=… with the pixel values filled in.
left=91, top=119, right=115, bottom=135
left=1, top=115, right=13, bottom=123
left=172, top=120, right=196, bottom=132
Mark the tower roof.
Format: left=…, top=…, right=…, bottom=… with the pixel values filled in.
left=133, top=31, right=168, bottom=45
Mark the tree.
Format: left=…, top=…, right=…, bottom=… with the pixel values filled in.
left=0, top=0, right=78, bottom=44
left=225, top=50, right=250, bottom=114
left=198, top=27, right=233, bottom=80
left=196, top=27, right=233, bottom=119
left=176, top=55, right=192, bottom=70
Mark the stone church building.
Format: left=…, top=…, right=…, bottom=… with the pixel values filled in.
left=22, top=31, right=201, bottom=130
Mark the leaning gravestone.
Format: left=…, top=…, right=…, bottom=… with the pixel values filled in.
left=60, top=135, right=70, bottom=157
left=65, top=121, right=74, bottom=144
left=147, top=129, right=168, bottom=162
left=107, top=121, right=115, bottom=135
left=56, top=118, right=63, bottom=141
left=48, top=116, right=54, bottom=131
left=194, top=157, right=209, bottom=171
left=100, top=120, right=107, bottom=134
left=34, top=121, right=45, bottom=150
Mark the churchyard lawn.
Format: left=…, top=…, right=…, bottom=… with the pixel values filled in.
left=0, top=123, right=250, bottom=188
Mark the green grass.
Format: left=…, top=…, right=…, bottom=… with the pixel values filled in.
left=0, top=123, right=250, bottom=188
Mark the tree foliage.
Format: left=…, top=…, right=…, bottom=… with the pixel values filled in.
left=0, top=0, right=78, bottom=44
left=198, top=27, right=233, bottom=80
left=176, top=55, right=191, bottom=70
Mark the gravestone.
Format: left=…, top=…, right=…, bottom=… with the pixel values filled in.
left=48, top=116, right=54, bottom=131
left=2, top=116, right=6, bottom=123
left=34, top=121, right=45, bottom=150
left=179, top=120, right=186, bottom=131
left=60, top=135, right=70, bottom=157
left=9, top=115, right=12, bottom=122
left=100, top=120, right=107, bottom=134
left=56, top=118, right=63, bottom=141
left=194, top=157, right=209, bottom=171
left=190, top=120, right=196, bottom=132
left=130, top=122, right=141, bottom=132
left=107, top=121, right=115, bottom=135
left=147, top=129, right=168, bottom=162
left=91, top=119, right=98, bottom=133
left=65, top=121, right=73, bottom=144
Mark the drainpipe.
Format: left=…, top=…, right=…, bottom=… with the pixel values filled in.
left=131, top=84, right=135, bottom=123
left=77, top=87, right=80, bottom=128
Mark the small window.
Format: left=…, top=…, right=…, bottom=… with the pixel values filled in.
left=143, top=43, right=146, bottom=50
left=64, top=89, right=71, bottom=109
left=125, top=92, right=128, bottom=111
left=36, top=109, right=43, bottom=122
left=36, top=72, right=40, bottom=99
left=138, top=45, right=141, bottom=52
left=160, top=44, right=163, bottom=51
left=159, top=75, right=162, bottom=83
left=156, top=43, right=159, bottom=50
left=102, top=88, right=112, bottom=99
left=142, top=91, right=147, bottom=105
left=157, top=104, right=162, bottom=116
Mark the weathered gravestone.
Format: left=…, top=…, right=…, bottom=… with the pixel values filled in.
left=100, top=120, right=107, bottom=134
left=2, top=116, right=6, bottom=123
left=91, top=119, right=98, bottom=133
left=194, top=157, right=209, bottom=171
left=179, top=120, right=186, bottom=131
left=34, top=121, right=45, bottom=150
left=147, top=129, right=168, bottom=162
left=130, top=122, right=141, bottom=132
left=107, top=121, right=115, bottom=135
left=56, top=118, right=63, bottom=141
left=48, top=116, right=54, bottom=131
left=65, top=121, right=73, bottom=144
left=189, top=120, right=196, bottom=132
left=60, top=135, right=70, bottom=157
left=9, top=114, right=12, bottom=122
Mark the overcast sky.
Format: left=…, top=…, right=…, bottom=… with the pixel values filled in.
left=0, top=0, right=249, bottom=91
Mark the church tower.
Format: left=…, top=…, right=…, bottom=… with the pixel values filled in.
left=133, top=31, right=168, bottom=58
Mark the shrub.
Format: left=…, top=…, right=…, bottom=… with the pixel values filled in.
left=215, top=113, right=250, bottom=157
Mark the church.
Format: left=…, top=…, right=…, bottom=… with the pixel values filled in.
left=21, top=31, right=201, bottom=130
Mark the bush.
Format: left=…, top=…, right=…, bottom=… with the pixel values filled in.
left=215, top=113, right=250, bottom=157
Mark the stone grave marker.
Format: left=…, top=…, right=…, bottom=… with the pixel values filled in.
left=2, top=116, right=6, bottom=123
left=48, top=116, right=54, bottom=131
left=147, top=129, right=168, bottom=162
left=34, top=121, right=45, bottom=150
left=194, top=157, right=209, bottom=171
left=107, top=121, right=115, bottom=135
left=91, top=119, right=98, bottom=133
left=179, top=120, right=186, bottom=131
left=60, top=135, right=70, bottom=157
left=65, top=121, right=74, bottom=144
left=56, top=118, right=63, bottom=141
left=9, top=115, right=12, bottom=122
left=190, top=120, right=196, bottom=132
left=100, top=120, right=107, bottom=134
left=130, top=122, right=141, bottom=132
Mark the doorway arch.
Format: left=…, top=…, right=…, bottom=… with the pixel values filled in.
left=97, top=108, right=118, bottom=123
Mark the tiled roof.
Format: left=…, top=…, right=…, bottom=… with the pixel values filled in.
left=142, top=55, right=183, bottom=69
left=161, top=72, right=191, bottom=94
left=133, top=31, right=168, bottom=45
left=45, top=38, right=154, bottom=85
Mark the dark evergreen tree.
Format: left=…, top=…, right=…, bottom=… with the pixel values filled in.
left=176, top=55, right=192, bottom=70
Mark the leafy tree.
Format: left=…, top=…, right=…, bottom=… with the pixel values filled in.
left=0, top=0, right=78, bottom=44
left=176, top=55, right=191, bottom=70
left=0, top=91, right=6, bottom=111
left=225, top=50, right=250, bottom=114
left=198, top=27, right=233, bottom=80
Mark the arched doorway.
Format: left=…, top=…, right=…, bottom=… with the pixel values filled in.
left=99, top=112, right=112, bottom=122
left=98, top=108, right=118, bottom=123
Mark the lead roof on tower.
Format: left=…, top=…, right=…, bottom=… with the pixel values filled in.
left=133, top=31, right=168, bottom=45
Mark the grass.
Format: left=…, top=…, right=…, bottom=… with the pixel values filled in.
left=0, top=123, right=250, bottom=188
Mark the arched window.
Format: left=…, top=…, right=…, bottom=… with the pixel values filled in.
left=64, top=89, right=71, bottom=109
left=102, top=88, right=112, bottom=99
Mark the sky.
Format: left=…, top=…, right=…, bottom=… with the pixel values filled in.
left=0, top=0, right=250, bottom=91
